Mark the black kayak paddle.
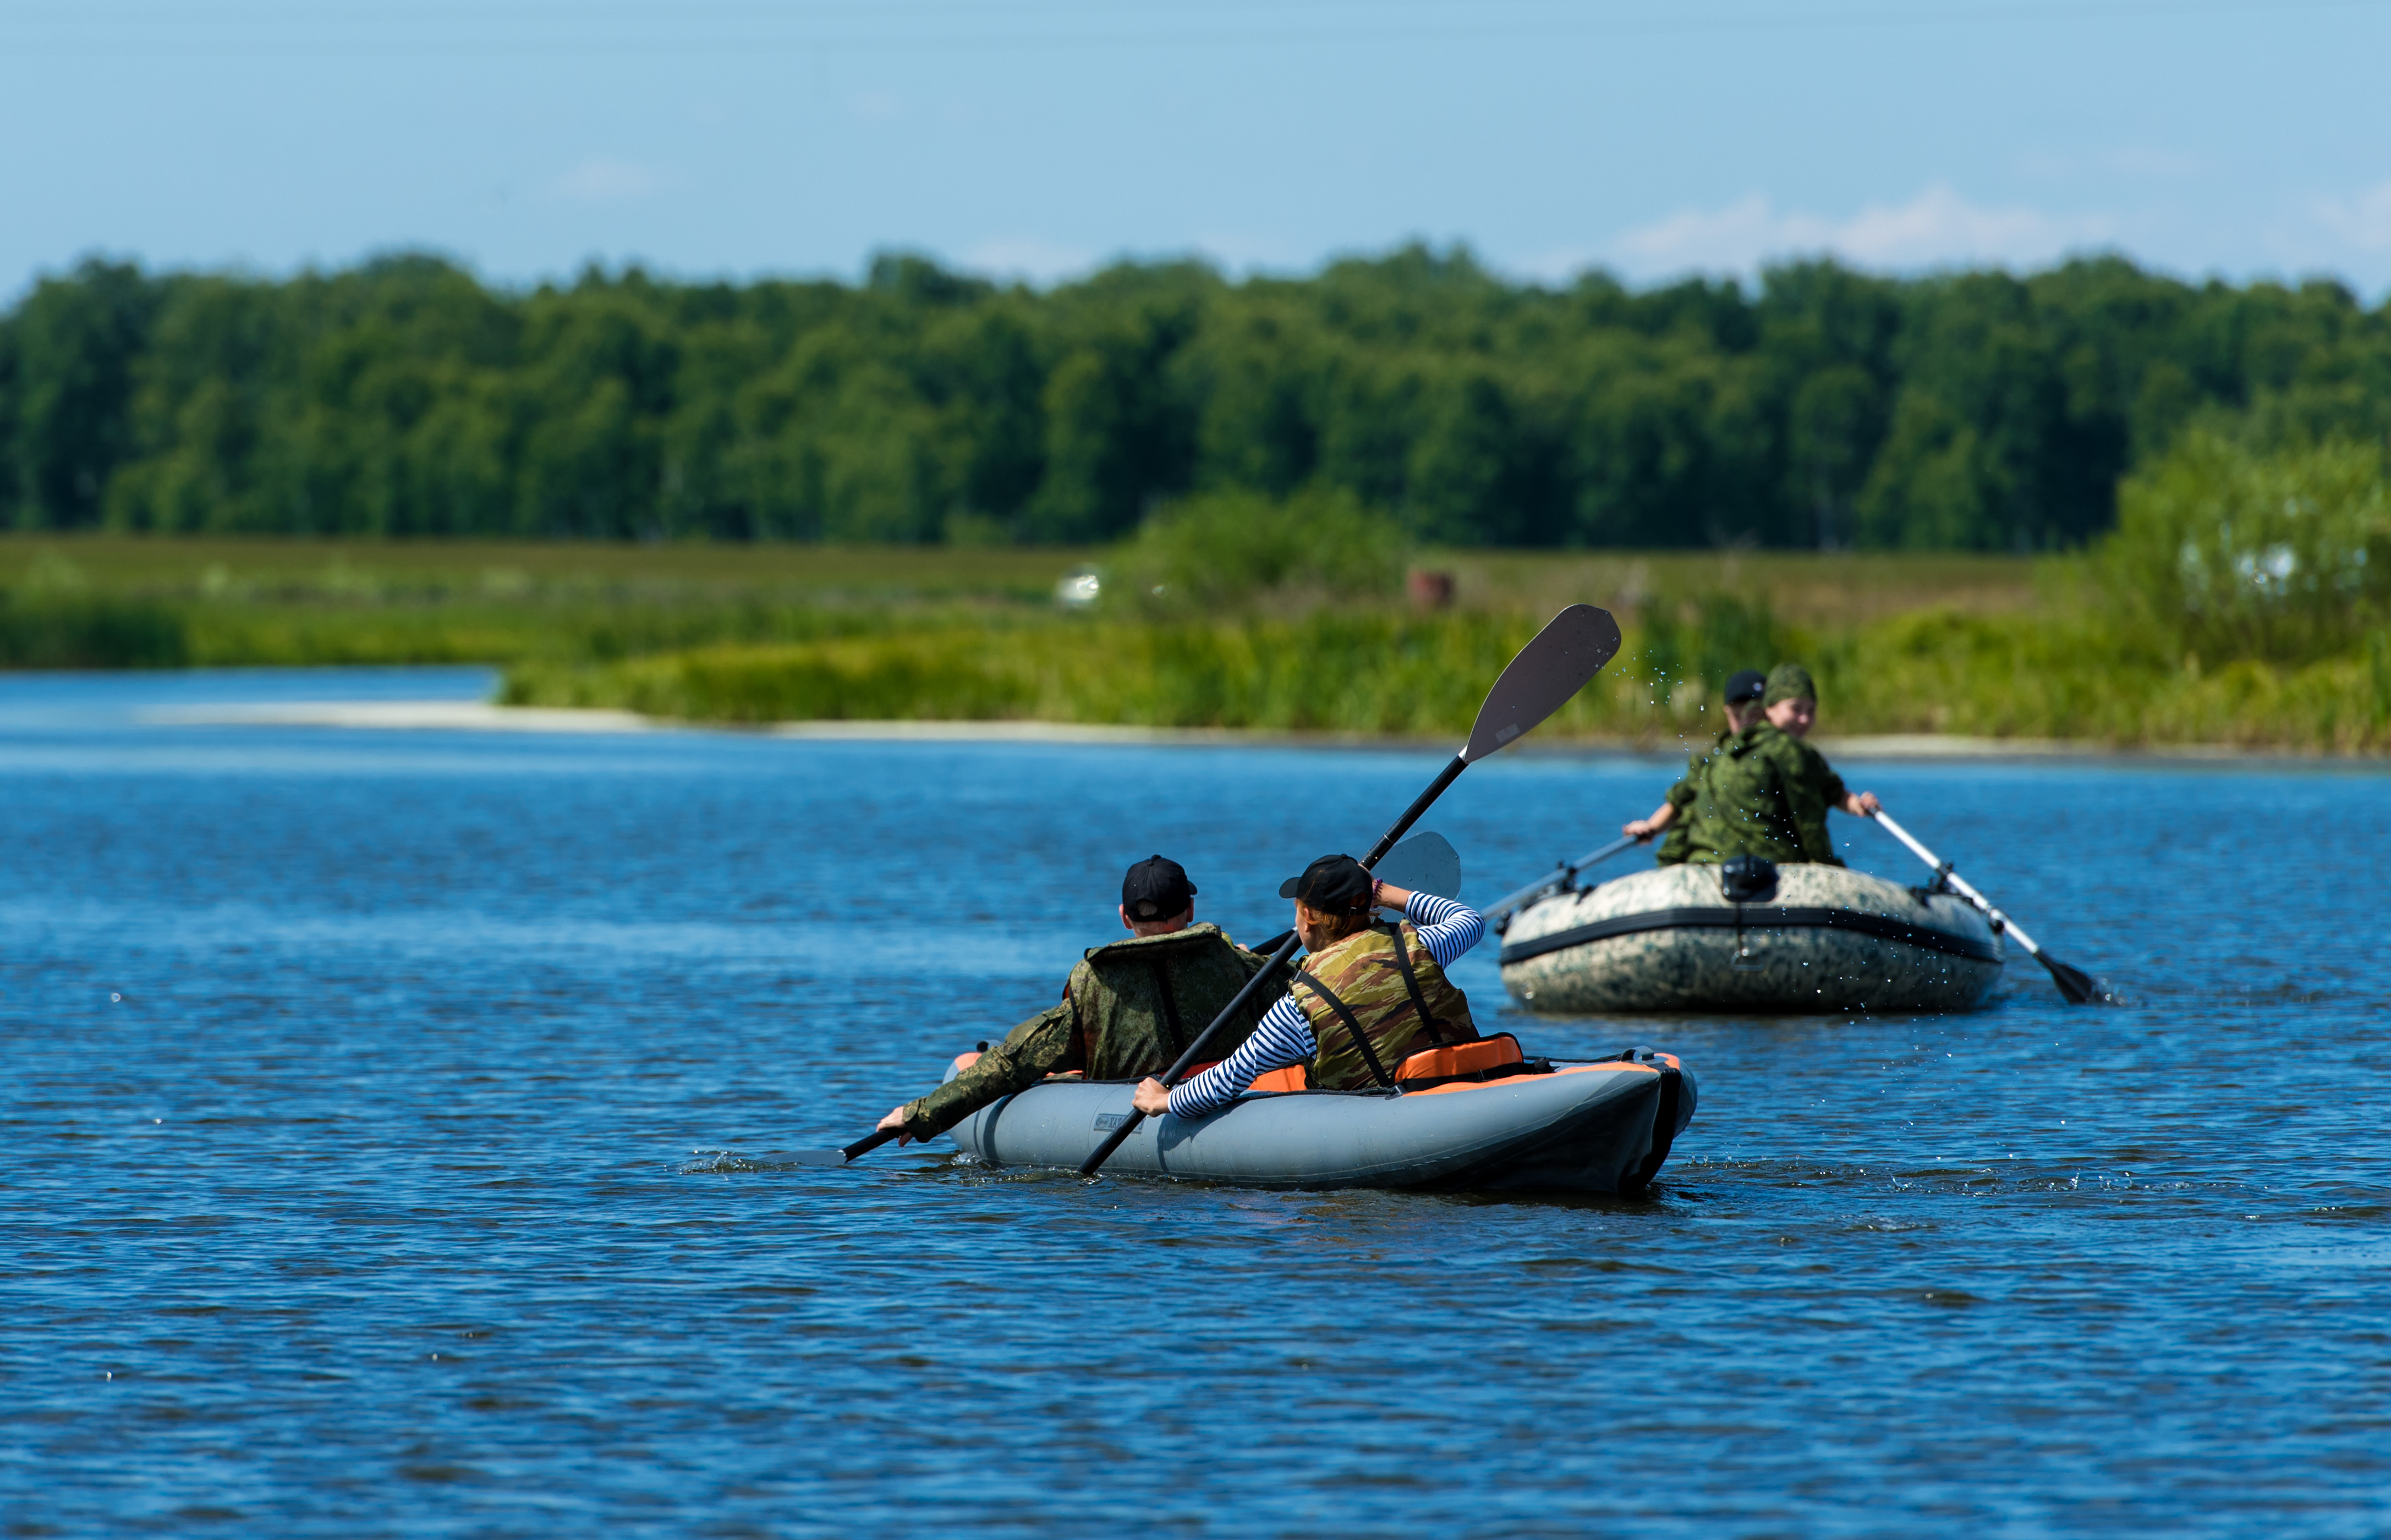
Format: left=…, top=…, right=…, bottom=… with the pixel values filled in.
left=1075, top=603, right=1623, bottom=1178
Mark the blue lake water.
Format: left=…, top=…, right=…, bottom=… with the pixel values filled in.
left=3, top=668, right=2387, bottom=1537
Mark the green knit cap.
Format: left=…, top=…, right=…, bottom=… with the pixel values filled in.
left=1764, top=662, right=1817, bottom=707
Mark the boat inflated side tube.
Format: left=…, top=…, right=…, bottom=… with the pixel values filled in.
left=946, top=1058, right=1696, bottom=1194
left=1501, top=862, right=2002, bottom=1015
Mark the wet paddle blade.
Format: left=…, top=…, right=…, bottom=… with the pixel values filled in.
left=1374, top=831, right=1462, bottom=900
left=788, top=1148, right=852, bottom=1167
left=2037, top=952, right=2110, bottom=1005
left=1461, top=605, right=1621, bottom=763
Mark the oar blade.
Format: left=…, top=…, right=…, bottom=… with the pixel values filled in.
left=1462, top=605, right=1622, bottom=763
left=788, top=1148, right=853, bottom=1167
left=1373, top=831, right=1462, bottom=900
left=2037, top=952, right=2112, bottom=1005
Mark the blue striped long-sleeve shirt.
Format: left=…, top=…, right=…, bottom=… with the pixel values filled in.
left=1167, top=892, right=1485, bottom=1119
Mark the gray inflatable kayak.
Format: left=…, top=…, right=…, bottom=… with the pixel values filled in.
left=944, top=1053, right=1695, bottom=1194
left=1501, top=862, right=2002, bottom=1014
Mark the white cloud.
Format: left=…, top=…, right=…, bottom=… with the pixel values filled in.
left=2317, top=178, right=2391, bottom=252
left=956, top=238, right=1096, bottom=285
left=547, top=158, right=666, bottom=204
left=1605, top=184, right=2114, bottom=280
left=1189, top=231, right=1306, bottom=273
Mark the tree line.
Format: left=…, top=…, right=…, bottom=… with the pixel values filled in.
left=2, top=246, right=2384, bottom=549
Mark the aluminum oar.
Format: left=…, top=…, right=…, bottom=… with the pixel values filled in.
left=1483, top=832, right=1649, bottom=926
left=1871, top=809, right=2110, bottom=1005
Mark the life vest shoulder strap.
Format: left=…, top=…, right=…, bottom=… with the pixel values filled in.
left=1375, top=920, right=1450, bottom=1047
left=1292, top=966, right=1395, bottom=1090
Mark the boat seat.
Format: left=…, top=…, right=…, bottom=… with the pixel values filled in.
left=1395, top=1033, right=1526, bottom=1083
left=1248, top=1065, right=1308, bottom=1092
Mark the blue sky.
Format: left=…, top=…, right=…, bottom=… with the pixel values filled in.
left=3, top=0, right=2387, bottom=300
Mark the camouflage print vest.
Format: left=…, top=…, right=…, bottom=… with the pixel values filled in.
left=1683, top=723, right=1844, bottom=867
left=1063, top=923, right=1272, bottom=1081
left=1290, top=920, right=1478, bottom=1091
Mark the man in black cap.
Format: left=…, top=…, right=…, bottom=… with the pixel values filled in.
left=1624, top=667, right=1769, bottom=865
left=1131, top=855, right=1486, bottom=1120
left=875, top=856, right=1275, bottom=1143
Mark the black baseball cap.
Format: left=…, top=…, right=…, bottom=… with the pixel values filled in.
left=1122, top=855, right=1197, bottom=921
left=1724, top=669, right=1767, bottom=706
left=1277, top=854, right=1373, bottom=912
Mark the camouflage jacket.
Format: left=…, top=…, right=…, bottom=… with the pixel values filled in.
left=1290, top=920, right=1477, bottom=1091
left=898, top=923, right=1273, bottom=1138
left=1680, top=722, right=1849, bottom=866
left=1655, top=728, right=1733, bottom=867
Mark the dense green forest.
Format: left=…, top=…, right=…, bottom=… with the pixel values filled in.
left=2, top=246, right=2387, bottom=551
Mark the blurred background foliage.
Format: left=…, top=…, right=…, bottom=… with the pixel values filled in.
left=3, top=244, right=2388, bottom=749
left=4, top=245, right=2387, bottom=552
left=1110, top=487, right=1409, bottom=613
left=2101, top=430, right=2388, bottom=664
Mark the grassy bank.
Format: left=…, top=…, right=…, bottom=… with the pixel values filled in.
left=6, top=532, right=2387, bottom=754
left=501, top=606, right=2391, bottom=754
left=0, top=536, right=1089, bottom=668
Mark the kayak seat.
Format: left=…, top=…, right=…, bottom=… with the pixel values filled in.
left=1395, top=1033, right=1536, bottom=1086
left=1249, top=1065, right=1308, bottom=1093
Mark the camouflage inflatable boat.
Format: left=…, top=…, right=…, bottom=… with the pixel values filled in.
left=1499, top=860, right=2003, bottom=1014
left=942, top=1049, right=1695, bottom=1194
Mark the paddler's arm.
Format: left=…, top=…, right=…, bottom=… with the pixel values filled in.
left=1771, top=739, right=1846, bottom=866
left=1623, top=802, right=1677, bottom=839
left=1132, top=991, right=1318, bottom=1119
left=1386, top=887, right=1485, bottom=964
left=877, top=1002, right=1078, bottom=1143
left=1624, top=778, right=1694, bottom=839
left=1814, top=763, right=1881, bottom=819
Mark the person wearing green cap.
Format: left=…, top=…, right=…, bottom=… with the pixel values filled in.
left=1676, top=662, right=1880, bottom=866
left=1624, top=667, right=1769, bottom=866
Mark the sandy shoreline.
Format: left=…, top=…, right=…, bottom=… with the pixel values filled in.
left=135, top=697, right=2389, bottom=766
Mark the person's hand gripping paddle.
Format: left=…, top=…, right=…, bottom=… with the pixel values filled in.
left=1871, top=808, right=2112, bottom=1004
left=1075, top=603, right=1622, bottom=1178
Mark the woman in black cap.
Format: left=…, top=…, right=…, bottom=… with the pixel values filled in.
left=876, top=856, right=1273, bottom=1143
left=1131, top=855, right=1486, bottom=1120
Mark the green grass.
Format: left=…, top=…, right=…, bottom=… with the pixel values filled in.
left=504, top=605, right=2391, bottom=753
left=4, top=533, right=2384, bottom=752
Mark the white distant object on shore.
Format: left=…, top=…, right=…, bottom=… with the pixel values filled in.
left=1054, top=566, right=1102, bottom=608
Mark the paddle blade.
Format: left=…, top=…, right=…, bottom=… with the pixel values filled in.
left=1374, top=831, right=1462, bottom=900
left=1463, top=605, right=1622, bottom=763
left=788, top=1148, right=852, bottom=1167
left=2036, top=952, right=2113, bottom=1005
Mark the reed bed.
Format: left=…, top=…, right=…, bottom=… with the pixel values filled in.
left=6, top=529, right=2388, bottom=753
